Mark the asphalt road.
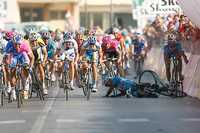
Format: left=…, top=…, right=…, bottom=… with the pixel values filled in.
left=0, top=62, right=200, bottom=133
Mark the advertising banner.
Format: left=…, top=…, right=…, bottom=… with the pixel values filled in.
left=133, top=0, right=182, bottom=19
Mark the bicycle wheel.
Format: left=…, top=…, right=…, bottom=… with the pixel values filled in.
left=65, top=85, right=69, bottom=101
left=86, top=70, right=91, bottom=101
left=138, top=70, right=158, bottom=86
left=62, top=71, right=69, bottom=101
left=1, top=90, right=4, bottom=106
left=79, top=70, right=87, bottom=96
left=173, top=82, right=187, bottom=98
left=16, top=89, right=22, bottom=108
left=38, top=85, right=45, bottom=101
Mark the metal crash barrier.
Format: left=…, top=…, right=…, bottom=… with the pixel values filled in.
left=144, top=40, right=200, bottom=99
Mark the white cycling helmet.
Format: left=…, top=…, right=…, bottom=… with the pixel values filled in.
left=29, top=32, right=39, bottom=41
left=168, top=33, right=176, bottom=42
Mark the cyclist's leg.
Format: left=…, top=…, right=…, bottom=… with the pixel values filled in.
left=19, top=52, right=30, bottom=99
left=164, top=56, right=171, bottom=82
left=91, top=52, right=98, bottom=91
left=116, top=61, right=124, bottom=77
left=92, top=63, right=98, bottom=89
left=69, top=61, right=75, bottom=89
left=38, top=63, right=46, bottom=89
left=105, top=87, right=115, bottom=97
left=177, top=58, right=183, bottom=81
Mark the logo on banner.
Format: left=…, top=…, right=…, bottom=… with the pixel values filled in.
left=133, top=0, right=182, bottom=19
left=0, top=0, right=7, bottom=18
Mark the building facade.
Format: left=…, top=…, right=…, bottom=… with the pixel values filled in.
left=17, top=0, right=79, bottom=30
left=79, top=0, right=137, bottom=30
left=1, top=0, right=135, bottom=31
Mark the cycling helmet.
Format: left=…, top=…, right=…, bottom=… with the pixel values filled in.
left=12, top=34, right=23, bottom=44
left=5, top=31, right=15, bottom=40
left=168, top=33, right=176, bottom=42
left=121, top=30, right=128, bottom=36
left=55, top=31, right=63, bottom=41
left=75, top=31, right=84, bottom=40
left=29, top=32, right=39, bottom=41
left=102, top=35, right=112, bottom=44
left=63, top=32, right=73, bottom=40
left=41, top=31, right=50, bottom=39
left=89, top=30, right=96, bottom=36
left=113, top=28, right=119, bottom=33
left=88, top=36, right=97, bottom=45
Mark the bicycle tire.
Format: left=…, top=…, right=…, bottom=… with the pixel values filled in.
left=16, top=90, right=21, bottom=108
left=86, top=70, right=91, bottom=101
left=65, top=86, right=69, bottom=101
left=79, top=71, right=88, bottom=96
left=1, top=90, right=4, bottom=106
left=38, top=87, right=45, bottom=101
left=138, top=70, right=158, bottom=87
left=82, top=85, right=87, bottom=96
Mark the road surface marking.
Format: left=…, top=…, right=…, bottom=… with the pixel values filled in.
left=22, top=110, right=46, bottom=113
left=56, top=119, right=112, bottom=125
left=56, top=119, right=81, bottom=123
left=0, top=120, right=26, bottom=124
left=118, top=118, right=150, bottom=123
left=29, top=87, right=60, bottom=133
left=181, top=118, right=200, bottom=122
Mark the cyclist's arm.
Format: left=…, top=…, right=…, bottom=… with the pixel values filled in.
left=42, top=46, right=48, bottom=64
left=120, top=39, right=125, bottom=55
left=28, top=51, right=34, bottom=68
left=98, top=47, right=103, bottom=64
left=116, top=48, right=121, bottom=61
left=73, top=41, right=79, bottom=63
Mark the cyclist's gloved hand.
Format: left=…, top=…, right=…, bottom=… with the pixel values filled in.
left=29, top=67, right=33, bottom=73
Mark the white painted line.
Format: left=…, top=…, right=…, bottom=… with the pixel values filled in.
left=181, top=118, right=200, bottom=122
left=29, top=87, right=60, bottom=133
left=118, top=118, right=150, bottom=123
left=56, top=119, right=81, bottom=123
left=0, top=120, right=26, bottom=125
left=22, top=110, right=46, bottom=113
left=56, top=119, right=113, bottom=125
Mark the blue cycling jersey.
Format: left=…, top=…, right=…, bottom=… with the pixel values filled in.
left=164, top=42, right=182, bottom=58
left=133, top=40, right=145, bottom=55
left=46, top=39, right=56, bottom=58
left=111, top=76, right=137, bottom=91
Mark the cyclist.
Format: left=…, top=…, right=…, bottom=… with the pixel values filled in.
left=164, top=33, right=189, bottom=82
left=41, top=30, right=57, bottom=83
left=3, top=34, right=34, bottom=100
left=101, top=35, right=123, bottom=76
left=29, top=31, right=48, bottom=95
left=75, top=31, right=85, bottom=54
left=132, top=33, right=146, bottom=77
left=4, top=31, right=15, bottom=42
left=0, top=32, right=7, bottom=54
left=55, top=32, right=79, bottom=90
left=79, top=36, right=103, bottom=92
left=103, top=76, right=142, bottom=97
left=112, top=28, right=125, bottom=76
left=121, top=30, right=132, bottom=69
left=54, top=29, right=63, bottom=48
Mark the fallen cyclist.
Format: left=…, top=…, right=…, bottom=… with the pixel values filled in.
left=103, top=76, right=158, bottom=98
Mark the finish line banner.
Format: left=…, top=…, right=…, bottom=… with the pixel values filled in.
left=0, top=0, right=7, bottom=18
left=132, top=0, right=182, bottom=19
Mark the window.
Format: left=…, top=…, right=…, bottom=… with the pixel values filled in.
left=93, top=13, right=103, bottom=28
left=50, top=11, right=59, bottom=20
left=61, top=11, right=67, bottom=19
left=20, top=7, right=44, bottom=22
left=49, top=10, right=68, bottom=20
